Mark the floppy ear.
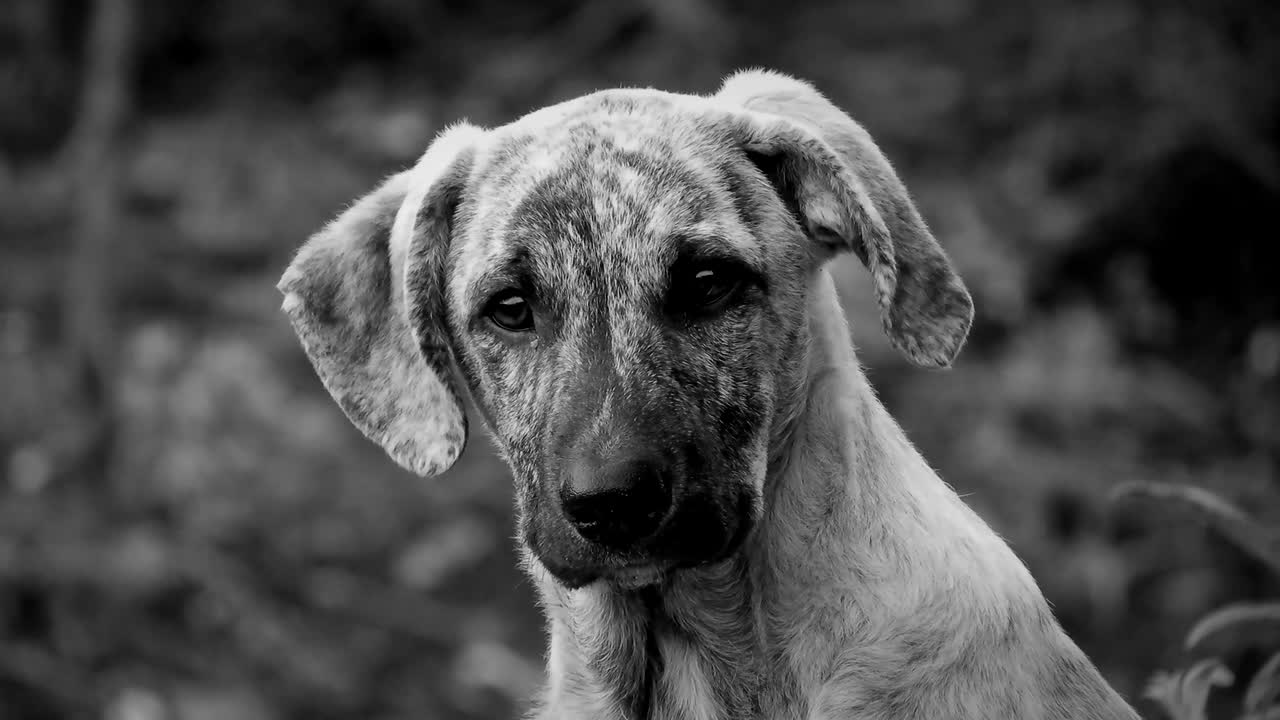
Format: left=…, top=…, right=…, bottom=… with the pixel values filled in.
left=277, top=123, right=484, bottom=476
left=716, top=69, right=974, bottom=368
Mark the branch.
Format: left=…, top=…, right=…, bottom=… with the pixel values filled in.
left=59, top=0, right=138, bottom=486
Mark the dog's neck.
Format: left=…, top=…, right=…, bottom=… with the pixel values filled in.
left=533, top=270, right=1054, bottom=719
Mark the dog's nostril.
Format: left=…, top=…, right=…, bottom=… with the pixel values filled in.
left=560, top=461, right=671, bottom=550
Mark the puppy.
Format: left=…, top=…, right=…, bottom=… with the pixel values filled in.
left=279, top=70, right=1139, bottom=719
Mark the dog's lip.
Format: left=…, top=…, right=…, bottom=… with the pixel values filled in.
left=607, top=563, right=669, bottom=591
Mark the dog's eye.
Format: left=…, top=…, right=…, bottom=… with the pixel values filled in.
left=486, top=291, right=534, bottom=332
left=675, top=261, right=745, bottom=312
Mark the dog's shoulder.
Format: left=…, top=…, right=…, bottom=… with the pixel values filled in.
left=811, top=592, right=1138, bottom=720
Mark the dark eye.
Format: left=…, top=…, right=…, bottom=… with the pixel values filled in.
left=486, top=290, right=534, bottom=332
left=674, top=260, right=745, bottom=312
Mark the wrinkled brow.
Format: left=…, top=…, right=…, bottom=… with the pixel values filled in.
left=466, top=245, right=533, bottom=311
left=461, top=234, right=576, bottom=326
left=670, top=233, right=767, bottom=276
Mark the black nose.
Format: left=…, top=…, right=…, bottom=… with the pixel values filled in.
left=560, top=459, right=671, bottom=550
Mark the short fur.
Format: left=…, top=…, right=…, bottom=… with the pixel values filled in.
left=279, top=70, right=1139, bottom=719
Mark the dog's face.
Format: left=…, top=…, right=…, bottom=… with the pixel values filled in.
left=448, top=96, right=815, bottom=587
left=279, top=72, right=973, bottom=590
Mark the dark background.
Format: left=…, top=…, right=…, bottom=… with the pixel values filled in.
left=2, top=1, right=1279, bottom=718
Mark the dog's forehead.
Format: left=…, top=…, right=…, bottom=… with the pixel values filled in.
left=450, top=91, right=754, bottom=300
left=486, top=89, right=713, bottom=175
left=477, top=92, right=728, bottom=227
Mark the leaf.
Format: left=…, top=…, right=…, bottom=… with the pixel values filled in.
left=1144, top=659, right=1234, bottom=720
left=1185, top=602, right=1280, bottom=653
left=1246, top=651, right=1280, bottom=714
left=1112, top=482, right=1280, bottom=576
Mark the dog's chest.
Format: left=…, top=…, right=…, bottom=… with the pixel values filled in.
left=537, top=567, right=810, bottom=719
left=648, top=632, right=726, bottom=720
left=640, top=614, right=806, bottom=720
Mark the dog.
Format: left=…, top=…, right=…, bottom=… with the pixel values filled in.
left=278, top=70, right=1140, bottom=719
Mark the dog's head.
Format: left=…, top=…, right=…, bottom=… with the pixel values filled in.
left=278, top=71, right=973, bottom=589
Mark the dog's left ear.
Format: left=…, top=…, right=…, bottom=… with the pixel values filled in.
left=716, top=69, right=974, bottom=368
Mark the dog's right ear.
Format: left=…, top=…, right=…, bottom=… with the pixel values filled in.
left=715, top=69, right=974, bottom=369
left=277, top=123, right=484, bottom=477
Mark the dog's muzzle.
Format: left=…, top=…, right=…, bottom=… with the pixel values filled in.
left=531, top=437, right=755, bottom=589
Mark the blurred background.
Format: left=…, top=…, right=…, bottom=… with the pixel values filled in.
left=2, top=0, right=1279, bottom=718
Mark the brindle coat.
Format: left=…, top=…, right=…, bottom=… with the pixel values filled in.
left=278, top=70, right=1140, bottom=719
